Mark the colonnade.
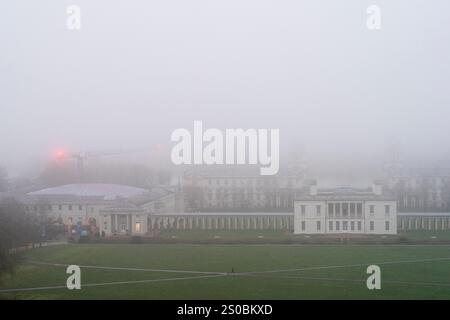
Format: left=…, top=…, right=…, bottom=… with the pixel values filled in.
left=148, top=215, right=293, bottom=230
left=398, top=216, right=450, bottom=230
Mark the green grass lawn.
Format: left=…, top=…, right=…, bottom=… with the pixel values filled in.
left=2, top=243, right=450, bottom=299
left=398, top=230, right=450, bottom=241
left=157, top=229, right=294, bottom=240
left=156, top=229, right=450, bottom=242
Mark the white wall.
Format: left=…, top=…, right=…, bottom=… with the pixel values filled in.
left=364, top=201, right=397, bottom=235
left=294, top=201, right=326, bottom=234
left=294, top=200, right=397, bottom=235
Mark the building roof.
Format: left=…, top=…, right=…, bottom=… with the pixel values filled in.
left=128, top=186, right=175, bottom=205
left=295, top=186, right=396, bottom=201
left=151, top=212, right=292, bottom=217
left=27, top=183, right=148, bottom=200
left=398, top=212, right=450, bottom=217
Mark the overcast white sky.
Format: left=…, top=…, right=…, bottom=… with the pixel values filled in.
left=1, top=1, right=450, bottom=183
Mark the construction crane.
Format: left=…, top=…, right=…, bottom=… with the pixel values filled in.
left=53, top=144, right=168, bottom=177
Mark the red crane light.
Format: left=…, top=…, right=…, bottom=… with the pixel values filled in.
left=54, top=150, right=67, bottom=161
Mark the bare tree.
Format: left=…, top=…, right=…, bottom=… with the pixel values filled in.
left=0, top=167, right=8, bottom=192
left=0, top=199, right=40, bottom=280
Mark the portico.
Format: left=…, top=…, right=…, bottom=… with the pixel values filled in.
left=99, top=203, right=146, bottom=236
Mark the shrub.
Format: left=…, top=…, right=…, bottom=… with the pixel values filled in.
left=131, top=236, right=142, bottom=244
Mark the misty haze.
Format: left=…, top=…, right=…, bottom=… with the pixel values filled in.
left=1, top=0, right=450, bottom=186
left=2, top=0, right=450, bottom=303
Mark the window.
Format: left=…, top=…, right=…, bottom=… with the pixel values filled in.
left=301, top=221, right=306, bottom=231
left=342, top=203, right=348, bottom=217
left=369, top=205, right=375, bottom=214
left=370, top=221, right=374, bottom=231
left=135, top=222, right=141, bottom=233
left=316, top=205, right=321, bottom=216
left=336, top=221, right=340, bottom=231
left=357, top=221, right=362, bottom=231
left=385, top=205, right=390, bottom=215
left=78, top=205, right=82, bottom=210
left=385, top=221, right=390, bottom=231
left=301, top=205, right=306, bottom=216
left=329, top=221, right=333, bottom=231
left=343, top=221, right=348, bottom=231
left=316, top=221, right=321, bottom=231
left=69, top=205, right=72, bottom=211
left=350, top=203, right=355, bottom=216
left=59, top=205, right=62, bottom=210
left=356, top=203, right=362, bottom=216
left=328, top=203, right=334, bottom=216
left=351, top=221, right=355, bottom=231
left=335, top=203, right=341, bottom=216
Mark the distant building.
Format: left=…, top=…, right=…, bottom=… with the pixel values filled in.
left=383, top=165, right=450, bottom=212
left=3, top=183, right=184, bottom=236
left=8, top=179, right=450, bottom=237
left=181, top=165, right=310, bottom=212
left=294, top=182, right=397, bottom=235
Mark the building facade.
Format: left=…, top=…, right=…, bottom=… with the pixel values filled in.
left=8, top=181, right=450, bottom=237
left=383, top=164, right=450, bottom=212
left=10, top=183, right=184, bottom=236
left=294, top=183, right=397, bottom=235
left=181, top=166, right=310, bottom=212
left=147, top=212, right=292, bottom=231
left=397, top=212, right=450, bottom=231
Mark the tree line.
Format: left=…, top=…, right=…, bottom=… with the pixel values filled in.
left=0, top=199, right=41, bottom=280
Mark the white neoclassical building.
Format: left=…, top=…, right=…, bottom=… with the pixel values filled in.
left=14, top=181, right=450, bottom=237
left=15, top=183, right=184, bottom=236
left=294, top=182, right=397, bottom=235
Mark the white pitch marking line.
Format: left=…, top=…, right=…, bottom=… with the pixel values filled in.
left=26, top=260, right=227, bottom=276
left=244, top=273, right=450, bottom=288
left=0, top=274, right=226, bottom=293
left=235, top=257, right=450, bottom=275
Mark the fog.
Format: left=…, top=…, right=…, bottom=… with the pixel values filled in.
left=1, top=0, right=450, bottom=184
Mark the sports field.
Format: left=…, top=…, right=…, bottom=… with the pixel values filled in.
left=1, top=243, right=450, bottom=299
